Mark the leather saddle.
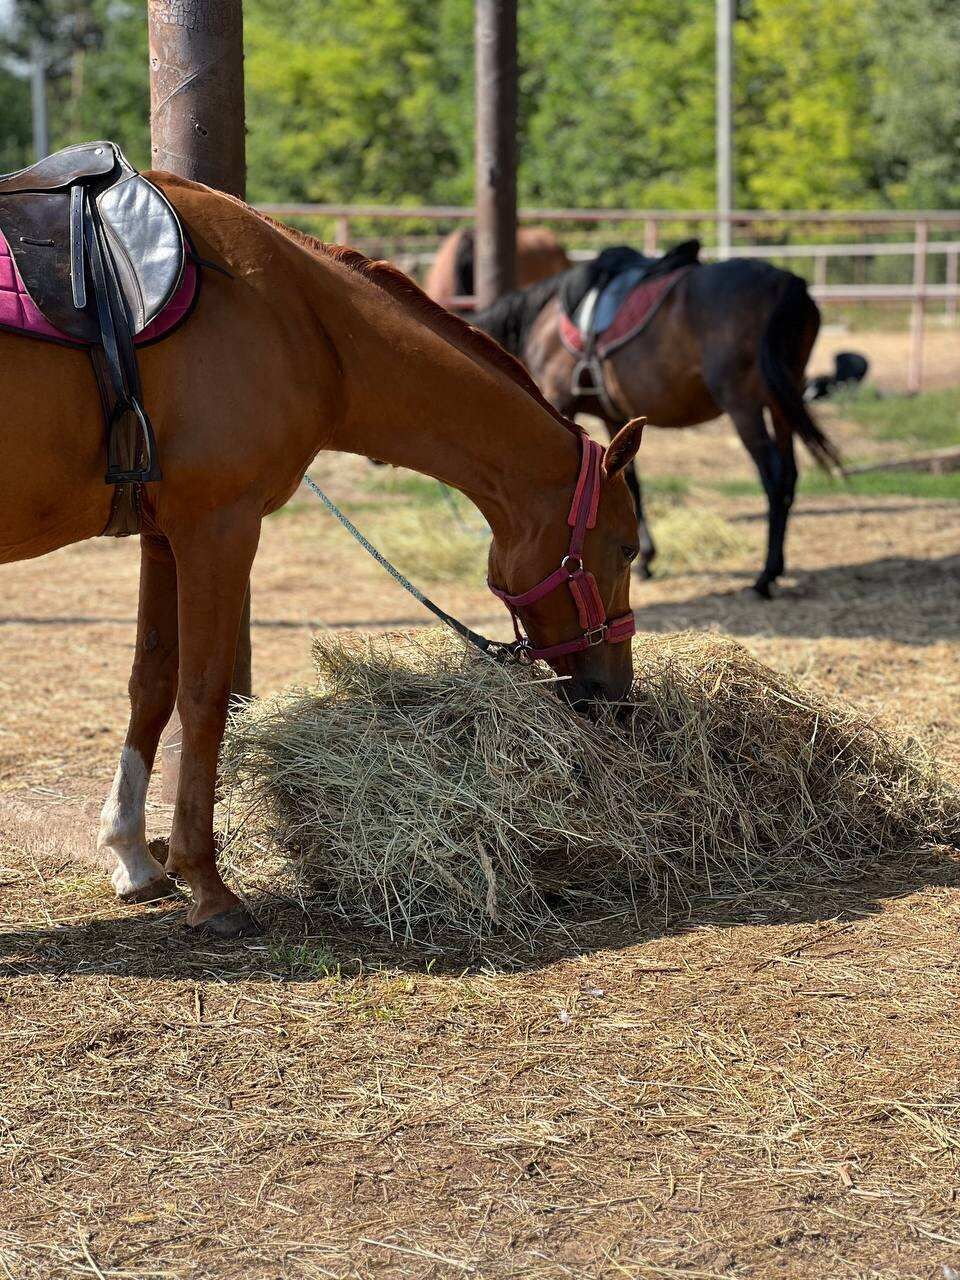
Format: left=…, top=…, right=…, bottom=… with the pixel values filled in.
left=0, top=141, right=186, bottom=533
left=559, top=240, right=701, bottom=333
left=559, top=240, right=700, bottom=418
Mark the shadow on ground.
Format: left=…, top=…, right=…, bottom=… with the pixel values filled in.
left=1, top=552, right=958, bottom=647
left=3, top=848, right=957, bottom=983
left=634, top=551, right=960, bottom=644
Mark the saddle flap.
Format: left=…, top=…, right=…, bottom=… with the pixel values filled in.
left=97, top=175, right=185, bottom=333
left=0, top=190, right=99, bottom=341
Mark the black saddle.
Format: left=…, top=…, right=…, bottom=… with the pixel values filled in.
left=559, top=240, right=701, bottom=330
left=0, top=141, right=186, bottom=533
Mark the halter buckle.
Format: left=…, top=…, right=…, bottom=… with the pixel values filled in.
left=583, top=625, right=608, bottom=648
left=561, top=554, right=583, bottom=576
left=509, top=638, right=535, bottom=664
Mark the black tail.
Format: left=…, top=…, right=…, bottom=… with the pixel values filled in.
left=760, top=274, right=841, bottom=471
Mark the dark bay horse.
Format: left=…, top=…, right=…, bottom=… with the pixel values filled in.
left=425, top=226, right=570, bottom=308
left=0, top=176, right=643, bottom=938
left=473, top=258, right=841, bottom=596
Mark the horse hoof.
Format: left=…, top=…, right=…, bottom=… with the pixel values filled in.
left=752, top=578, right=773, bottom=599
left=148, top=836, right=170, bottom=866
left=190, top=905, right=264, bottom=940
left=120, top=876, right=179, bottom=905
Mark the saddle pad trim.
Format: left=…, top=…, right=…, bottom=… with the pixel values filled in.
left=560, top=266, right=693, bottom=361
left=0, top=225, right=200, bottom=350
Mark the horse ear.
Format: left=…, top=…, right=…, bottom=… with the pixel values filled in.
left=604, top=417, right=646, bottom=479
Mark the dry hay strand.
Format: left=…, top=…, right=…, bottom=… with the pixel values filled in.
left=221, top=629, right=960, bottom=945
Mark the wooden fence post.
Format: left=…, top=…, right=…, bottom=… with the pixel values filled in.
left=148, top=0, right=250, bottom=802
left=474, top=0, right=518, bottom=310
left=908, top=219, right=927, bottom=395
left=946, top=246, right=958, bottom=326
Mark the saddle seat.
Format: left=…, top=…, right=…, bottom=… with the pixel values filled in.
left=0, top=142, right=191, bottom=531
left=0, top=141, right=118, bottom=194
left=560, top=240, right=701, bottom=339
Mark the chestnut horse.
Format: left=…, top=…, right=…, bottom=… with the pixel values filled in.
left=0, top=176, right=643, bottom=938
left=474, top=259, right=840, bottom=596
left=424, top=226, right=570, bottom=308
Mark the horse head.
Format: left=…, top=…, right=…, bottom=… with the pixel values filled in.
left=487, top=419, right=645, bottom=707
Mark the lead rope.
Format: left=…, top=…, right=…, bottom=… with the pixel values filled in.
left=302, top=474, right=519, bottom=663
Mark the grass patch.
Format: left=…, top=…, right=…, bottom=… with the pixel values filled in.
left=359, top=506, right=487, bottom=583
left=829, top=386, right=960, bottom=450
left=818, top=302, right=913, bottom=332
left=361, top=465, right=453, bottom=506
left=645, top=474, right=691, bottom=508
left=266, top=940, right=341, bottom=980
left=650, top=508, right=750, bottom=573
left=805, top=470, right=960, bottom=501
left=711, top=471, right=960, bottom=502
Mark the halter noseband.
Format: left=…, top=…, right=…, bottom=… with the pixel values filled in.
left=488, top=434, right=636, bottom=662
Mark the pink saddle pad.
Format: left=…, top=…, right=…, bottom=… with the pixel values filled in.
left=0, top=225, right=199, bottom=348
left=560, top=265, right=693, bottom=361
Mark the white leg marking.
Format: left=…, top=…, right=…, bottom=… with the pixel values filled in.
left=99, top=747, right=167, bottom=898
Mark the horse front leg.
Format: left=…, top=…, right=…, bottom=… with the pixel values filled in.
left=165, top=510, right=262, bottom=938
left=99, top=534, right=180, bottom=902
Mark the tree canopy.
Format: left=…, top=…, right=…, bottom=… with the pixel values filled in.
left=0, top=0, right=957, bottom=210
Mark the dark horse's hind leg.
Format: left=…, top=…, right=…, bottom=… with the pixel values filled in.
left=729, top=406, right=797, bottom=597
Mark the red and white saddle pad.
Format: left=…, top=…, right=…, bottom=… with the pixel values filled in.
left=560, top=265, right=694, bottom=360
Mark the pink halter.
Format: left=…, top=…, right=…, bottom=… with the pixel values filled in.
left=489, top=434, right=637, bottom=662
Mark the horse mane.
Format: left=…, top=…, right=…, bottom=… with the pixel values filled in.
left=260, top=214, right=578, bottom=437
left=471, top=271, right=569, bottom=357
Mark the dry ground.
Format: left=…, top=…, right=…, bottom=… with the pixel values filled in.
left=2, top=333, right=959, bottom=1278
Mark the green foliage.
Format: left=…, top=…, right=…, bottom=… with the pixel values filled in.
left=1, top=0, right=149, bottom=164
left=245, top=0, right=473, bottom=203
left=738, top=0, right=878, bottom=208
left=1, top=0, right=959, bottom=212
left=870, top=0, right=960, bottom=208
left=0, top=65, right=31, bottom=173
left=612, top=0, right=717, bottom=208
left=829, top=386, right=960, bottom=450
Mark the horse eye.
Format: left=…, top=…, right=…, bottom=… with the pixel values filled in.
left=622, top=545, right=640, bottom=563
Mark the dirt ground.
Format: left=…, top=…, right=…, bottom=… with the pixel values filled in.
left=812, top=320, right=960, bottom=395
left=2, top=331, right=959, bottom=1279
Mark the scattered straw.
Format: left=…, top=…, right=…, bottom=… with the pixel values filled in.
left=221, top=629, right=960, bottom=945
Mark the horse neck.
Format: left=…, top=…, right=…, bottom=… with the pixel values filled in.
left=323, top=284, right=580, bottom=539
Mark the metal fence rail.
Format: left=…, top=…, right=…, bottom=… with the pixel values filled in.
left=258, top=202, right=960, bottom=392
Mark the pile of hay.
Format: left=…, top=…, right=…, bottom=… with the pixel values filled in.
left=221, top=630, right=960, bottom=943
